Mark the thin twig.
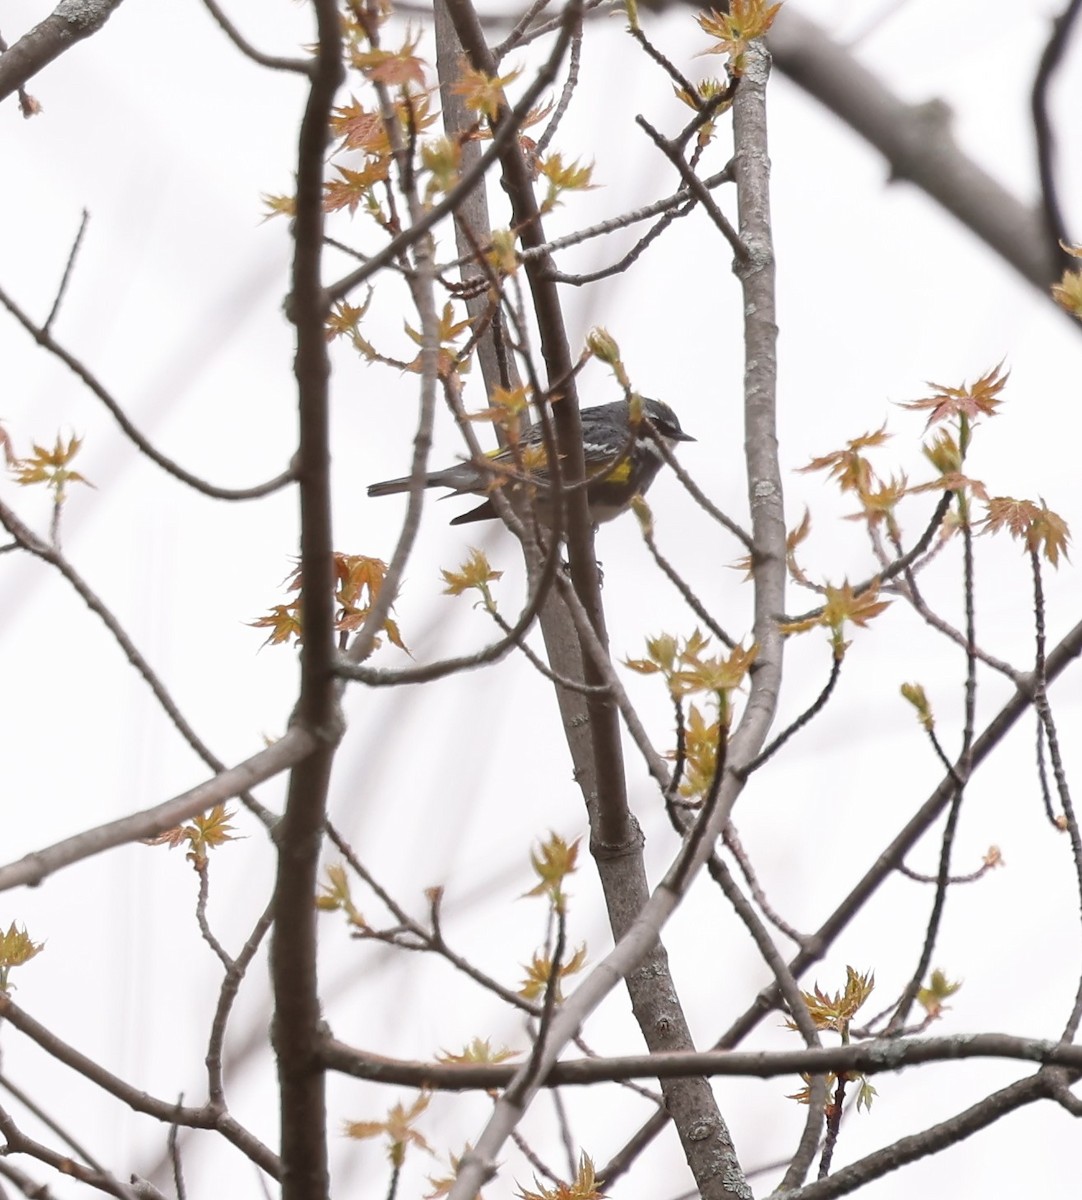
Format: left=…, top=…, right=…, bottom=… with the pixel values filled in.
left=635, top=115, right=745, bottom=259
left=199, top=0, right=312, bottom=73
left=0, top=499, right=278, bottom=830
left=206, top=900, right=275, bottom=1108
left=737, top=652, right=843, bottom=778
left=533, top=13, right=582, bottom=159
left=195, top=864, right=235, bottom=972
left=326, top=824, right=542, bottom=1015
left=0, top=284, right=295, bottom=501
left=168, top=1106, right=187, bottom=1200
left=42, top=208, right=89, bottom=334
left=0, top=1071, right=105, bottom=1171
left=1030, top=0, right=1082, bottom=275
left=723, top=825, right=810, bottom=947
left=0, top=996, right=280, bottom=1176
left=641, top=522, right=737, bottom=648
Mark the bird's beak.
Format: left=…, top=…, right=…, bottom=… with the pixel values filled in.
left=673, top=430, right=696, bottom=443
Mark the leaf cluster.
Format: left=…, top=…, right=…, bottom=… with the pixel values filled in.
left=249, top=552, right=408, bottom=650
left=0, top=922, right=44, bottom=993
left=625, top=629, right=757, bottom=700
left=144, top=803, right=239, bottom=872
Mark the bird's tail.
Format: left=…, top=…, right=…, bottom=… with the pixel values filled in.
left=368, top=461, right=480, bottom=498
left=367, top=475, right=416, bottom=498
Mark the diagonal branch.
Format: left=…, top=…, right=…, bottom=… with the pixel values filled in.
left=765, top=6, right=1062, bottom=296
left=0, top=0, right=125, bottom=103
left=0, top=727, right=314, bottom=893
left=0, top=283, right=295, bottom=501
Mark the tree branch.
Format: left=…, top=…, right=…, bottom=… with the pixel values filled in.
left=0, top=726, right=314, bottom=893
left=0, top=0, right=124, bottom=103
left=268, top=3, right=343, bottom=1198
left=765, top=7, right=1062, bottom=295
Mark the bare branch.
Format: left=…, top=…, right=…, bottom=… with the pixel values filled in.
left=0, top=0, right=125, bottom=103
left=42, top=208, right=89, bottom=334
left=0, top=283, right=295, bottom=501
left=0, top=996, right=279, bottom=1177
left=1031, top=0, right=1082, bottom=274
left=198, top=0, right=312, bottom=74
left=323, top=1029, right=1082, bottom=1090
left=0, top=497, right=278, bottom=830
left=0, top=729, right=312, bottom=893
left=766, top=7, right=1063, bottom=298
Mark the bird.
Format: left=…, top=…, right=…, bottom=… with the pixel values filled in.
left=366, top=398, right=694, bottom=526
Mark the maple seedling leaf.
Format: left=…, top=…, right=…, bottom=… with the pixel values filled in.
left=517, top=1153, right=605, bottom=1200
left=330, top=96, right=391, bottom=153
left=781, top=581, right=891, bottom=658
left=800, top=426, right=890, bottom=494
left=537, top=153, right=596, bottom=213
left=627, top=628, right=754, bottom=703
left=261, top=193, right=296, bottom=220
left=145, top=804, right=239, bottom=871
left=697, top=0, right=782, bottom=71
left=351, top=32, right=427, bottom=87
left=467, top=384, right=533, bottom=435
left=523, top=832, right=580, bottom=910
left=670, top=640, right=758, bottom=698
left=249, top=602, right=304, bottom=648
left=323, top=160, right=392, bottom=214
left=916, top=968, right=962, bottom=1020
left=789, top=966, right=875, bottom=1036
left=404, top=302, right=472, bottom=377
left=624, top=631, right=679, bottom=680
left=254, top=553, right=408, bottom=652
left=316, top=863, right=366, bottom=929
left=333, top=553, right=410, bottom=651
left=345, top=1093, right=433, bottom=1168
left=421, top=135, right=464, bottom=197
left=427, top=1145, right=483, bottom=1199
left=436, top=1037, right=519, bottom=1066
left=665, top=702, right=725, bottom=800
left=519, top=944, right=588, bottom=1002
left=12, top=431, right=94, bottom=506
left=981, top=497, right=1071, bottom=566
left=0, top=922, right=44, bottom=993
left=441, top=547, right=503, bottom=611
left=325, top=294, right=373, bottom=345
left=586, top=326, right=631, bottom=391
left=1052, top=252, right=1082, bottom=318
left=453, top=63, right=522, bottom=121
left=902, top=362, right=1009, bottom=429
left=486, top=228, right=521, bottom=277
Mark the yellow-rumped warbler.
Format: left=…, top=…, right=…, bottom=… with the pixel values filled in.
left=367, top=398, right=694, bottom=526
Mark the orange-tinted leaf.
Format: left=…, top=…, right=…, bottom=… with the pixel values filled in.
left=351, top=35, right=426, bottom=87
left=981, top=496, right=1071, bottom=566
left=452, top=63, right=521, bottom=121
left=436, top=1037, right=519, bottom=1065
left=261, top=193, right=296, bottom=220
left=800, top=426, right=890, bottom=494
left=523, top=832, right=580, bottom=906
left=249, top=602, right=304, bottom=647
left=330, top=97, right=390, bottom=153
left=902, top=363, right=1008, bottom=428
left=697, top=0, right=782, bottom=69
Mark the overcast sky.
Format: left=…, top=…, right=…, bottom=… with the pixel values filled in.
left=2, top=0, right=1082, bottom=1196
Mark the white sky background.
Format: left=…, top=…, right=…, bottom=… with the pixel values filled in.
left=2, top=0, right=1082, bottom=1196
